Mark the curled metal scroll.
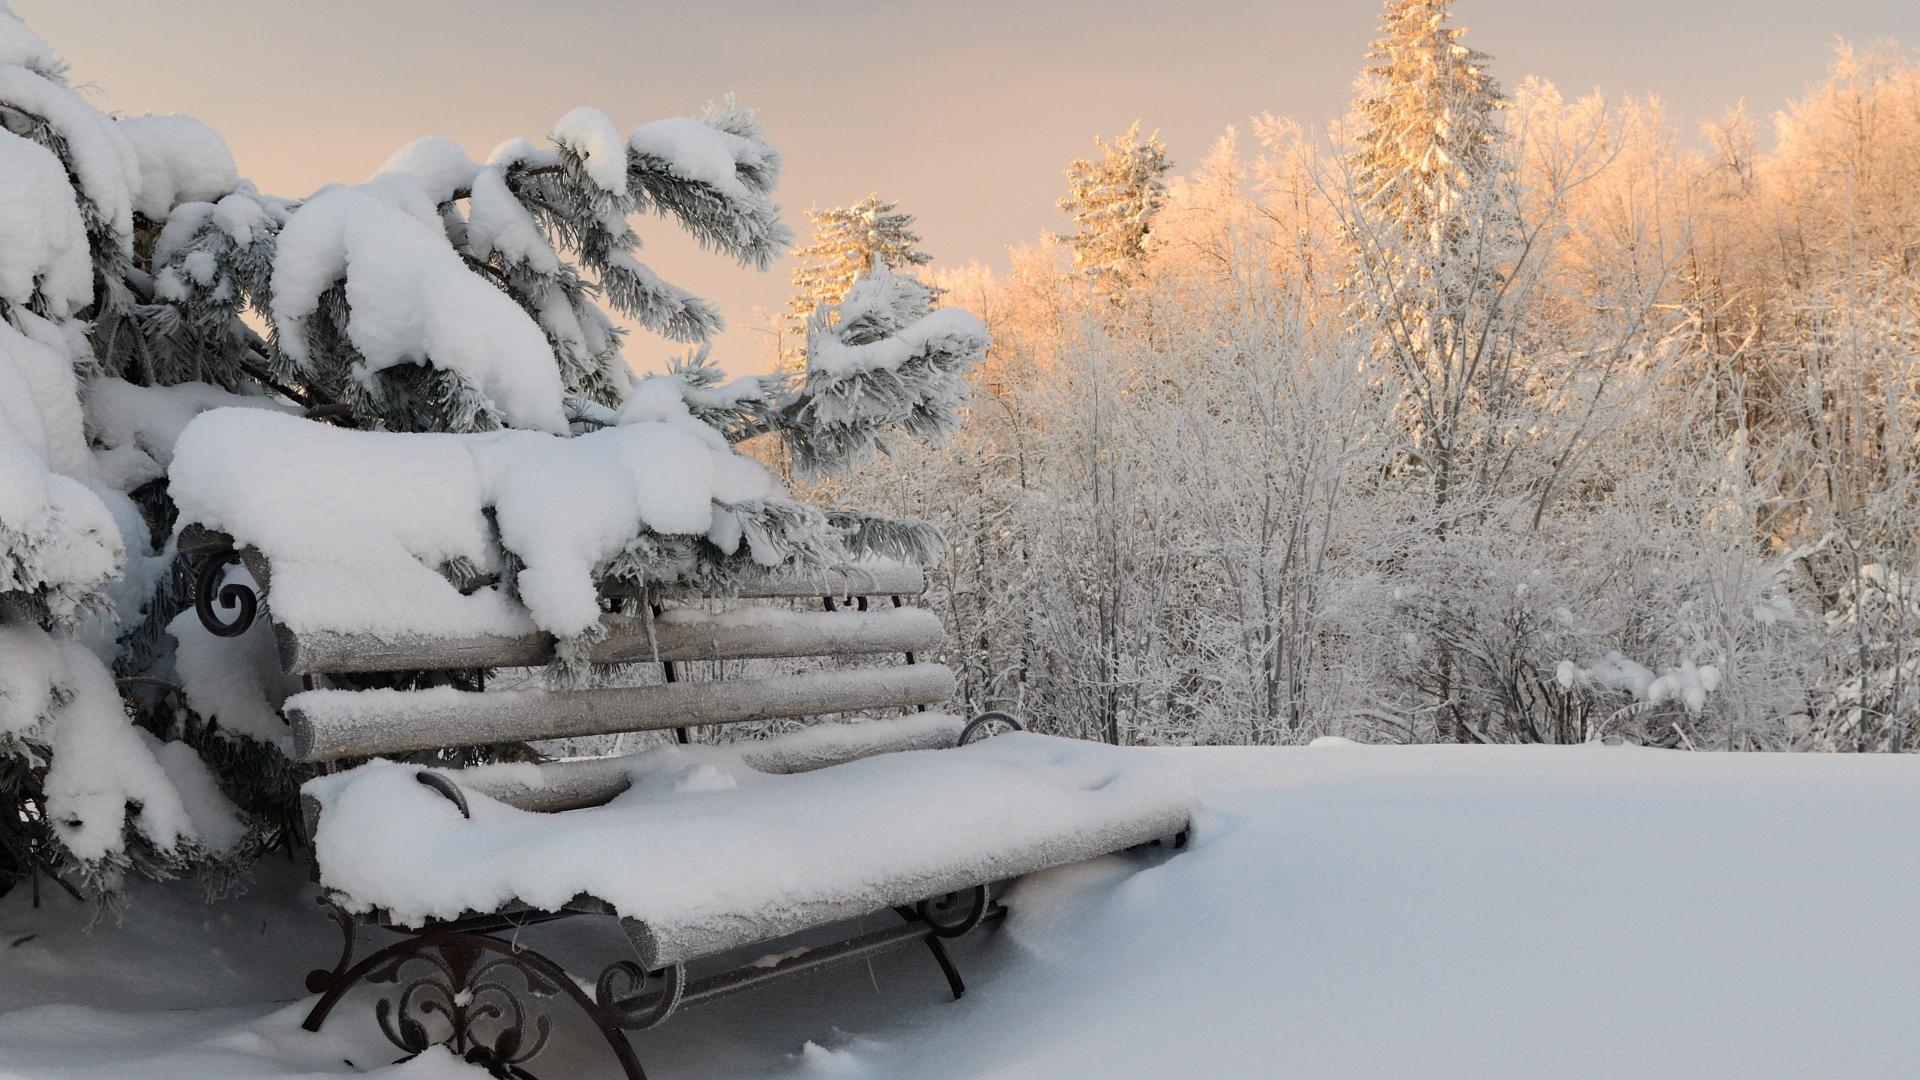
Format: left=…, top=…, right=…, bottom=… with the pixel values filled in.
left=193, top=550, right=257, bottom=637
left=305, top=900, right=359, bottom=994
left=595, top=960, right=686, bottom=1031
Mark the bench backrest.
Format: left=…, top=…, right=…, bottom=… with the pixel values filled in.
left=180, top=524, right=955, bottom=770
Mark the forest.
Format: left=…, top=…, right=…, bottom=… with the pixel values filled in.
left=787, top=28, right=1920, bottom=755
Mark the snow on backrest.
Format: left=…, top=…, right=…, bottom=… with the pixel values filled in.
left=167, top=408, right=811, bottom=649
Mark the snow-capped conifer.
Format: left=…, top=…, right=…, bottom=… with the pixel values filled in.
left=1337, top=0, right=1522, bottom=514
left=0, top=9, right=250, bottom=901
left=785, top=194, right=933, bottom=339
left=786, top=258, right=986, bottom=472
left=1058, top=121, right=1171, bottom=289
left=1348, top=0, right=1508, bottom=250
left=0, top=7, right=984, bottom=902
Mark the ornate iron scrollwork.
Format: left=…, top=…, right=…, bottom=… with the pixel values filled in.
left=594, top=959, right=686, bottom=1030
left=306, top=900, right=358, bottom=994
left=193, top=549, right=257, bottom=637
left=368, top=943, right=556, bottom=1077
left=303, top=930, right=652, bottom=1080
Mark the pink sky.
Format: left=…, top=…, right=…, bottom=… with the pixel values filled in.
left=23, top=0, right=1918, bottom=375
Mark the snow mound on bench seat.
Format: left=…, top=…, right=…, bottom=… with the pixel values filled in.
left=305, top=732, right=1195, bottom=966
left=168, top=408, right=805, bottom=644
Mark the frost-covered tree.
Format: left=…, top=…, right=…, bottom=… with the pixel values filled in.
left=1058, top=122, right=1171, bottom=289
left=0, top=7, right=252, bottom=902
left=1347, top=0, right=1506, bottom=249
left=0, top=6, right=988, bottom=904
left=784, top=194, right=933, bottom=340
left=1337, top=0, right=1523, bottom=509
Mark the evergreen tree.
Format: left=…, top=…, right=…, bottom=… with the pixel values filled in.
left=1348, top=0, right=1507, bottom=251
left=1339, top=0, right=1523, bottom=742
left=784, top=194, right=933, bottom=342
left=0, top=7, right=986, bottom=905
left=0, top=8, right=257, bottom=902
left=1339, top=0, right=1519, bottom=513
left=1058, top=121, right=1171, bottom=289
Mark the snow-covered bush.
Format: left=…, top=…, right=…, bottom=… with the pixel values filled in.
left=0, top=7, right=984, bottom=904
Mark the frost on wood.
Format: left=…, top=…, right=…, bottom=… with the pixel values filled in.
left=304, top=731, right=1195, bottom=965
left=452, top=712, right=968, bottom=812
left=285, top=663, right=958, bottom=761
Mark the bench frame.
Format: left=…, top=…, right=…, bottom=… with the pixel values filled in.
left=183, top=527, right=1180, bottom=1079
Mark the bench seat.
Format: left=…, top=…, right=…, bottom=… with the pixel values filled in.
left=305, top=731, right=1195, bottom=969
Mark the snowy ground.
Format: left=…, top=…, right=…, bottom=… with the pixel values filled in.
left=4, top=742, right=1917, bottom=1079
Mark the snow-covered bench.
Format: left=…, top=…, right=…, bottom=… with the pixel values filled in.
left=169, top=411, right=1193, bottom=1080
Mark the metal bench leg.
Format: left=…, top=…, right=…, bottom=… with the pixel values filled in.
left=895, top=906, right=969, bottom=999
left=301, top=927, right=650, bottom=1080
left=893, top=884, right=1009, bottom=1002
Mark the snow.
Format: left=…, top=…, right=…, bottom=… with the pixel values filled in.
left=168, top=408, right=782, bottom=643
left=42, top=639, right=201, bottom=863
left=85, top=377, right=295, bottom=491
left=0, top=618, right=59, bottom=739
left=0, top=325, right=123, bottom=618
left=0, top=128, right=90, bottom=316
left=117, top=115, right=238, bottom=220
left=269, top=178, right=569, bottom=433
left=628, top=115, right=777, bottom=202
left=369, top=137, right=478, bottom=205
left=7, top=744, right=1920, bottom=1078
left=0, top=63, right=140, bottom=251
left=1647, top=658, right=1722, bottom=715
left=154, top=191, right=275, bottom=270
left=167, top=599, right=302, bottom=749
left=550, top=106, right=628, bottom=195
left=484, top=135, right=555, bottom=171
left=140, top=730, right=248, bottom=857
left=302, top=732, right=1195, bottom=958
left=465, top=165, right=558, bottom=273
left=0, top=5, right=59, bottom=76
left=809, top=307, right=988, bottom=378
left=1559, top=651, right=1724, bottom=716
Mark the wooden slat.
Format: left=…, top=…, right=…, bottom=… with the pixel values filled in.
left=278, top=606, right=944, bottom=675
left=623, top=564, right=926, bottom=600
left=286, top=663, right=956, bottom=762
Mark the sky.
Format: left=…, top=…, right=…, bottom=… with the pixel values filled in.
left=21, top=0, right=1919, bottom=375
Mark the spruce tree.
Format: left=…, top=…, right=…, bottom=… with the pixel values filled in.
left=784, top=194, right=933, bottom=342
left=1341, top=0, right=1517, bottom=511
left=1347, top=0, right=1508, bottom=257
left=0, top=8, right=256, bottom=902
left=1340, top=0, right=1521, bottom=742
left=1058, top=121, right=1171, bottom=289
left=0, top=7, right=987, bottom=905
